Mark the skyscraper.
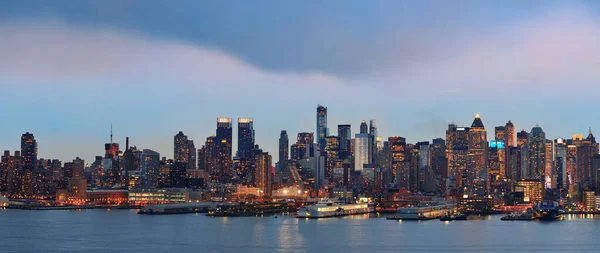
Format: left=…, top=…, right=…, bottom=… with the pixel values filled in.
left=188, top=140, right=196, bottom=170
left=216, top=118, right=233, bottom=182
left=446, top=124, right=469, bottom=190
left=360, top=120, right=368, bottom=134
left=278, top=130, right=289, bottom=168
left=316, top=105, right=328, bottom=150
left=324, top=136, right=340, bottom=180
left=237, top=118, right=255, bottom=158
left=21, top=132, right=37, bottom=173
left=354, top=133, right=370, bottom=171
left=174, top=131, right=190, bottom=165
left=337, top=124, right=352, bottom=160
left=517, top=130, right=529, bottom=178
left=141, top=149, right=160, bottom=188
left=505, top=121, right=516, bottom=147
left=388, top=136, right=407, bottom=187
left=495, top=126, right=506, bottom=143
left=369, top=120, right=378, bottom=164
left=528, top=125, right=546, bottom=179
left=467, top=114, right=488, bottom=188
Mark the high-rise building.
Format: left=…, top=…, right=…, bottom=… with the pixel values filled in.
left=255, top=150, right=273, bottom=197
left=338, top=124, right=352, bottom=160
left=554, top=138, right=567, bottom=191
left=495, top=126, right=506, bottom=143
left=576, top=131, right=598, bottom=188
left=467, top=114, right=488, bottom=189
left=203, top=136, right=217, bottom=176
left=354, top=133, right=371, bottom=171
left=141, top=149, right=160, bottom=188
left=506, top=146, right=522, bottom=181
left=316, top=105, right=328, bottom=150
left=369, top=120, right=378, bottom=165
left=544, top=140, right=554, bottom=187
left=388, top=136, right=407, bottom=188
left=446, top=124, right=470, bottom=190
left=517, top=130, right=529, bottom=178
left=291, top=132, right=315, bottom=160
left=360, top=120, right=368, bottom=134
left=505, top=121, right=516, bottom=147
left=324, top=136, right=340, bottom=180
left=528, top=125, right=546, bottom=179
left=216, top=118, right=233, bottom=182
left=188, top=140, right=196, bottom=170
left=237, top=118, right=255, bottom=158
left=21, top=132, right=37, bottom=173
left=4, top=151, right=26, bottom=198
left=278, top=130, right=289, bottom=168
left=174, top=131, right=190, bottom=165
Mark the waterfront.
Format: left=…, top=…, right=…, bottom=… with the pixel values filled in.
left=1, top=209, right=600, bottom=253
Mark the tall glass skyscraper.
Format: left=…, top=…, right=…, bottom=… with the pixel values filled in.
left=278, top=130, right=289, bottom=168
left=21, top=132, right=37, bottom=172
left=337, top=124, right=352, bottom=160
left=216, top=118, right=233, bottom=181
left=354, top=133, right=370, bottom=171
left=237, top=118, right=255, bottom=158
left=316, top=105, right=328, bottom=150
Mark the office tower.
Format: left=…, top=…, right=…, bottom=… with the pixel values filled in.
left=174, top=131, right=190, bottom=166
left=506, top=146, right=522, bottom=181
left=488, top=143, right=501, bottom=182
left=203, top=136, right=216, bottom=175
left=324, top=136, right=340, bottom=180
left=278, top=130, right=289, bottom=168
left=554, top=138, right=567, bottom=191
left=417, top=142, right=431, bottom=192
left=89, top=157, right=102, bottom=187
left=369, top=120, right=378, bottom=164
left=408, top=144, right=419, bottom=192
left=505, top=121, right=516, bottom=147
left=316, top=105, right=328, bottom=150
left=354, top=133, right=371, bottom=171
left=576, top=131, right=598, bottom=188
left=216, top=118, right=233, bottom=182
left=237, top=118, right=255, bottom=158
left=254, top=149, right=273, bottom=197
left=528, top=125, right=546, bottom=179
left=291, top=132, right=315, bottom=160
left=430, top=138, right=447, bottom=192
left=468, top=114, right=488, bottom=189
left=197, top=147, right=205, bottom=171
left=141, top=149, right=160, bottom=188
left=72, top=157, right=85, bottom=178
left=446, top=124, right=469, bottom=190
left=21, top=132, right=37, bottom=173
left=517, top=130, right=529, bottom=178
left=338, top=124, right=352, bottom=160
left=388, top=136, right=407, bottom=187
left=170, top=162, right=187, bottom=188
left=566, top=144, right=577, bottom=184
left=495, top=126, right=506, bottom=143
left=360, top=120, right=368, bottom=134
left=544, top=140, right=554, bottom=187
left=187, top=140, right=196, bottom=170
left=5, top=151, right=25, bottom=198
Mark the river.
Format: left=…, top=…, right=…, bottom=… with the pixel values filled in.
left=1, top=208, right=598, bottom=253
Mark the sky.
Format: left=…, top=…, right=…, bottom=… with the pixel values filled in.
left=1, top=0, right=600, bottom=163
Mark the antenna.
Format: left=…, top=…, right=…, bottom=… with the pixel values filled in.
left=110, top=123, right=113, bottom=144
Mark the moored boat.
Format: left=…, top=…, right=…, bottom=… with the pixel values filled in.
left=296, top=199, right=373, bottom=218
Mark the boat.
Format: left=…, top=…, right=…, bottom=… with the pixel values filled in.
left=388, top=203, right=457, bottom=221
left=296, top=199, right=373, bottom=218
left=440, top=212, right=467, bottom=221
left=501, top=208, right=534, bottom=221
left=534, top=200, right=564, bottom=221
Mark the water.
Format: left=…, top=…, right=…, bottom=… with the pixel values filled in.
left=1, top=208, right=599, bottom=253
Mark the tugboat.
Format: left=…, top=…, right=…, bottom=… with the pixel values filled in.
left=534, top=200, right=564, bottom=221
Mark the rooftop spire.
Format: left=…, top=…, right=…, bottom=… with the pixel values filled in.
left=475, top=113, right=480, bottom=119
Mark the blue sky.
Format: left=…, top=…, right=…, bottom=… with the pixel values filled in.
left=1, top=0, right=600, bottom=162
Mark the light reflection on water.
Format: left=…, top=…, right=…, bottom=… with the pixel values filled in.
left=1, top=210, right=600, bottom=253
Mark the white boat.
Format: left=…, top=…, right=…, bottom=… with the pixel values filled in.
left=296, top=199, right=373, bottom=218
left=387, top=203, right=457, bottom=220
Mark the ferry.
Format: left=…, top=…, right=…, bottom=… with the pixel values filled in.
left=387, top=203, right=457, bottom=221
left=534, top=200, right=564, bottom=221
left=296, top=199, right=373, bottom=218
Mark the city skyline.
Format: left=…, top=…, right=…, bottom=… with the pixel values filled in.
left=2, top=1, right=600, bottom=161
